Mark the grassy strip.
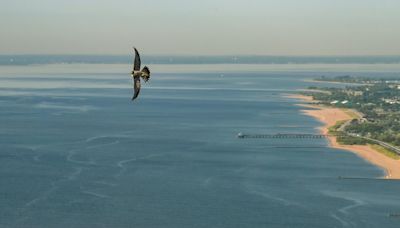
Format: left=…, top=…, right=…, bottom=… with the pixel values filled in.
left=329, top=120, right=369, bottom=145
left=342, top=109, right=361, bottom=119
left=370, top=144, right=400, bottom=160
left=328, top=120, right=347, bottom=134
left=336, top=135, right=368, bottom=145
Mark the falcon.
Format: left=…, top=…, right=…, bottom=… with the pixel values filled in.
left=131, top=48, right=151, bottom=100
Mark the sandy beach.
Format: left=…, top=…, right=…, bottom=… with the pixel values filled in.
left=287, top=94, right=400, bottom=179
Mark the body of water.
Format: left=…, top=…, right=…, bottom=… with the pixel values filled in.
left=0, top=64, right=399, bottom=227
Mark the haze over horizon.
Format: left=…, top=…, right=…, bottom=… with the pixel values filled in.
left=1, top=0, right=400, bottom=56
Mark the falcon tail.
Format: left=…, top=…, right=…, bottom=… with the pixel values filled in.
left=142, top=66, right=150, bottom=82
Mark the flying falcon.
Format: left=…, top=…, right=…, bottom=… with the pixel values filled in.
left=131, top=48, right=151, bottom=100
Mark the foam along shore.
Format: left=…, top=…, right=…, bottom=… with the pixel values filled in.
left=286, top=94, right=400, bottom=179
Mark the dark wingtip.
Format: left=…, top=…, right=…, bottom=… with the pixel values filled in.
left=132, top=94, right=139, bottom=101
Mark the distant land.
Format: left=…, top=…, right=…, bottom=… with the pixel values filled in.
left=293, top=75, right=400, bottom=178
left=1, top=55, right=400, bottom=65
left=302, top=76, right=400, bottom=159
left=305, top=76, right=400, bottom=150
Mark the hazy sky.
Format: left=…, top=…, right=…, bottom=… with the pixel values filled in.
left=1, top=0, right=399, bottom=55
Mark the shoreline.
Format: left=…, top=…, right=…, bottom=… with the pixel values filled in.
left=302, top=78, right=371, bottom=86
left=286, top=94, right=400, bottom=179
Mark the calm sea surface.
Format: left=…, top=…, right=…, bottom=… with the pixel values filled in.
left=1, top=64, right=400, bottom=227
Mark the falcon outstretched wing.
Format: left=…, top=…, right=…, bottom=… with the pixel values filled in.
left=132, top=76, right=141, bottom=100
left=133, top=47, right=141, bottom=71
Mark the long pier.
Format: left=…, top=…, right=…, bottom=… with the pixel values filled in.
left=238, top=132, right=400, bottom=155
left=237, top=133, right=334, bottom=139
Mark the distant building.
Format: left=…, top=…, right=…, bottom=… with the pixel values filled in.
left=353, top=91, right=363, bottom=96
left=344, top=90, right=363, bottom=96
left=382, top=98, right=400, bottom=104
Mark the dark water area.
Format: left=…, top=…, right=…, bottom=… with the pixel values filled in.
left=0, top=64, right=400, bottom=227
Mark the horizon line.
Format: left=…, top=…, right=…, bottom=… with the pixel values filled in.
left=2, top=54, right=400, bottom=57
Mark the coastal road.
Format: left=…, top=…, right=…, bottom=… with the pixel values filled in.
left=347, top=133, right=400, bottom=155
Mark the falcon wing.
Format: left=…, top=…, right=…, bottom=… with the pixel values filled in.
left=133, top=47, right=141, bottom=71
left=132, top=76, right=141, bottom=100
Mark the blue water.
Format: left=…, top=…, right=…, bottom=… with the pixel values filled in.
left=1, top=64, right=400, bottom=227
